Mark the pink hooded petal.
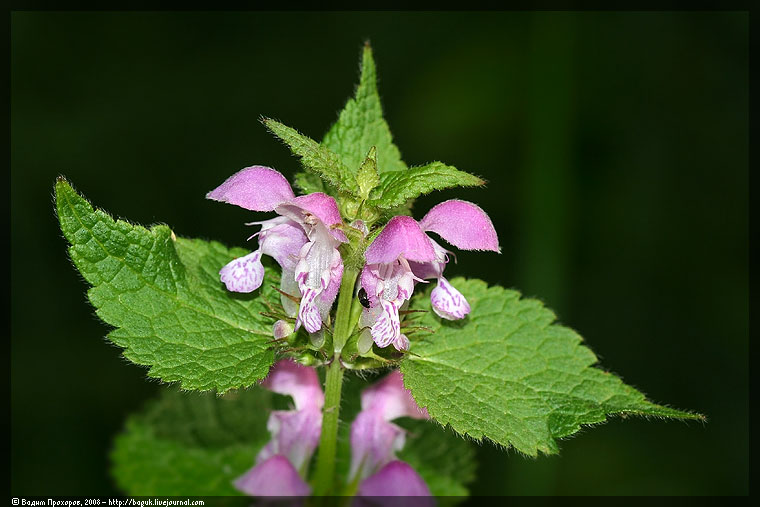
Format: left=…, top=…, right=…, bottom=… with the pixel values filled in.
left=276, top=193, right=348, bottom=243
left=349, top=410, right=406, bottom=481
left=430, top=277, right=471, bottom=320
left=259, top=407, right=322, bottom=471
left=219, top=250, right=264, bottom=293
left=206, top=166, right=295, bottom=211
left=358, top=461, right=432, bottom=497
left=234, top=455, right=311, bottom=497
left=361, top=370, right=429, bottom=421
left=365, top=216, right=436, bottom=264
left=261, top=359, right=324, bottom=411
left=419, top=199, right=500, bottom=252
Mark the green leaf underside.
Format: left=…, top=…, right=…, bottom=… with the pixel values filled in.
left=401, top=278, right=704, bottom=457
left=335, top=373, right=476, bottom=497
left=111, top=387, right=272, bottom=496
left=56, top=179, right=279, bottom=393
left=264, top=119, right=358, bottom=194
left=371, top=162, right=485, bottom=209
left=322, top=44, right=407, bottom=175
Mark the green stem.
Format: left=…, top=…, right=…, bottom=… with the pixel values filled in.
left=312, top=266, right=359, bottom=496
left=312, top=354, right=344, bottom=496
left=332, top=266, right=359, bottom=353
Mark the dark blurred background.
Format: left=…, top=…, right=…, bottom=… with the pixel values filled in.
left=11, top=11, right=748, bottom=496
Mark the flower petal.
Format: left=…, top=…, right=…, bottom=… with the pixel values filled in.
left=206, top=166, right=294, bottom=211
left=295, top=238, right=339, bottom=293
left=364, top=216, right=436, bottom=264
left=219, top=250, right=264, bottom=293
left=419, top=199, right=500, bottom=252
left=360, top=265, right=383, bottom=308
left=259, top=220, right=308, bottom=272
left=371, top=300, right=401, bottom=349
left=430, top=276, right=471, bottom=320
left=261, top=359, right=324, bottom=411
left=276, top=192, right=348, bottom=243
left=234, top=455, right=311, bottom=497
left=393, top=333, right=410, bottom=352
left=297, top=288, right=323, bottom=334
left=357, top=461, right=432, bottom=497
left=259, top=407, right=322, bottom=471
left=408, top=236, right=450, bottom=280
left=349, top=410, right=406, bottom=481
left=361, top=370, right=429, bottom=421
left=318, top=252, right=344, bottom=310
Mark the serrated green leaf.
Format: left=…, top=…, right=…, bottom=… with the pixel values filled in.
left=370, top=162, right=485, bottom=209
left=335, top=373, right=476, bottom=497
left=56, top=178, right=278, bottom=393
left=401, top=278, right=704, bottom=457
left=264, top=118, right=358, bottom=194
left=111, top=387, right=272, bottom=495
left=322, top=44, right=407, bottom=175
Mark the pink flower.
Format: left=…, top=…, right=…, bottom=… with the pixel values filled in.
left=358, top=216, right=434, bottom=351
left=235, top=366, right=432, bottom=497
left=410, top=199, right=499, bottom=320
left=349, top=370, right=430, bottom=496
left=207, top=166, right=347, bottom=334
left=360, top=200, right=499, bottom=350
left=356, top=461, right=432, bottom=498
left=233, top=359, right=324, bottom=497
left=234, top=455, right=311, bottom=497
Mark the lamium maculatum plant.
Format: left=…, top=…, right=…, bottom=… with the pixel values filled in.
left=55, top=43, right=703, bottom=498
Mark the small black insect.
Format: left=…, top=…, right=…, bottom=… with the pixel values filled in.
left=358, top=287, right=370, bottom=308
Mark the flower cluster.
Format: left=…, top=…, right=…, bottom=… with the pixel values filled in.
left=207, top=165, right=499, bottom=352
left=234, top=360, right=431, bottom=497
left=207, top=163, right=499, bottom=497
left=359, top=201, right=499, bottom=351
left=207, top=166, right=346, bottom=335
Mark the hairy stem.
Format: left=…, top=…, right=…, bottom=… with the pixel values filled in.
left=312, top=266, right=359, bottom=495
left=332, top=266, right=359, bottom=353
left=312, top=355, right=344, bottom=496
